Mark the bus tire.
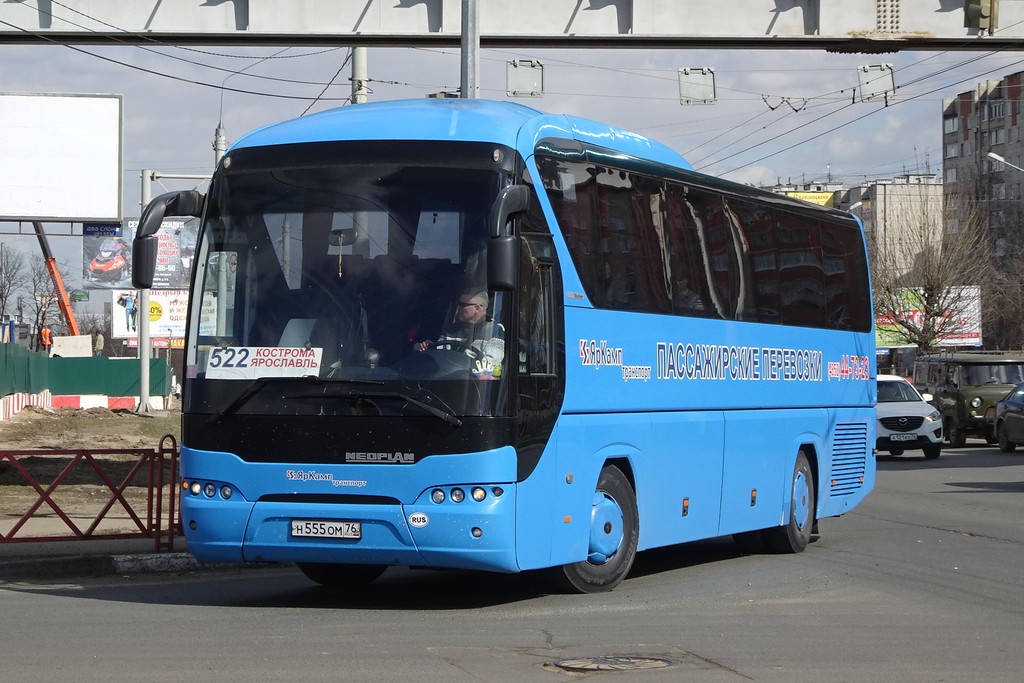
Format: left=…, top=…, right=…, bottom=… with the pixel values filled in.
left=765, top=451, right=815, bottom=554
left=552, top=464, right=638, bottom=593
left=297, top=563, right=387, bottom=588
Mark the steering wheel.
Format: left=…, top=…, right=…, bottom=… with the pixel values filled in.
left=438, top=341, right=483, bottom=360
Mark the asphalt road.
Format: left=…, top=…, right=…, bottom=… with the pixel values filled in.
left=1, top=442, right=1022, bottom=682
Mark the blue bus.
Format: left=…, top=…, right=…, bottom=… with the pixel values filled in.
left=133, top=99, right=875, bottom=592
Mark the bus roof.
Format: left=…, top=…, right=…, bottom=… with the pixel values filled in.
left=230, top=98, right=692, bottom=172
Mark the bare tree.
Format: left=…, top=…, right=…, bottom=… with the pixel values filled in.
left=0, top=245, right=26, bottom=319
left=871, top=187, right=992, bottom=355
left=25, top=259, right=78, bottom=344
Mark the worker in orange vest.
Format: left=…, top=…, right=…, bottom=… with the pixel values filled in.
left=39, top=324, right=53, bottom=354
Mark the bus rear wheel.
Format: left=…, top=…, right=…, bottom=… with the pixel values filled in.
left=765, top=451, right=815, bottom=554
left=552, top=464, right=638, bottom=594
left=297, top=563, right=387, bottom=588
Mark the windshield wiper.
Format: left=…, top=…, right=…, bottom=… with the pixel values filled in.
left=288, top=387, right=464, bottom=430
left=336, top=389, right=463, bottom=427
left=210, top=376, right=383, bottom=424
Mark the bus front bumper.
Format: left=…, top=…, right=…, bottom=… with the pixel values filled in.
left=180, top=488, right=520, bottom=573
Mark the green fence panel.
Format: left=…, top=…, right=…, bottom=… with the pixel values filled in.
left=0, top=345, right=49, bottom=395
left=49, top=357, right=170, bottom=397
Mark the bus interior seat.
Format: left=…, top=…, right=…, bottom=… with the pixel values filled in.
left=278, top=318, right=316, bottom=348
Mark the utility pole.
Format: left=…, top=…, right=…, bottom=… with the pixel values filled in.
left=139, top=171, right=153, bottom=413
left=461, top=0, right=479, bottom=98
left=351, top=47, right=368, bottom=104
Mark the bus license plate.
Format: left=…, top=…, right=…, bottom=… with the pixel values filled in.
left=890, top=433, right=916, bottom=442
left=291, top=519, right=361, bottom=539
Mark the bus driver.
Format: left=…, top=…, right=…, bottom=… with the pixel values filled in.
left=415, top=290, right=505, bottom=366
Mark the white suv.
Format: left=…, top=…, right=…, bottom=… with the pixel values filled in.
left=876, top=374, right=943, bottom=459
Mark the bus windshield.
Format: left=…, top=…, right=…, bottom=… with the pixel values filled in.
left=184, top=141, right=514, bottom=419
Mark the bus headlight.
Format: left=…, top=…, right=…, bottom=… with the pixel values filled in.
left=450, top=488, right=465, bottom=503
left=471, top=487, right=487, bottom=502
left=431, top=489, right=446, bottom=504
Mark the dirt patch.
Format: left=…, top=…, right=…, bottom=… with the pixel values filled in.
left=0, top=406, right=180, bottom=451
left=0, top=407, right=180, bottom=536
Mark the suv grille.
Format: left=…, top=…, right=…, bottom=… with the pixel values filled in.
left=880, top=416, right=925, bottom=431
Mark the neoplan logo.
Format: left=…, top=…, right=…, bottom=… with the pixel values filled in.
left=345, top=451, right=415, bottom=464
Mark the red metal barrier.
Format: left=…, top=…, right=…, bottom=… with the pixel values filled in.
left=0, top=435, right=180, bottom=551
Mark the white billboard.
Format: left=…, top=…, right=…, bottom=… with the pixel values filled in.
left=0, top=93, right=122, bottom=221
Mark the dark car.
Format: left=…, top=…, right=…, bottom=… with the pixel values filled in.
left=994, top=382, right=1024, bottom=452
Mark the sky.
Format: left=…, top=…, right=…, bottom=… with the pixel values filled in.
left=3, top=40, right=1024, bottom=302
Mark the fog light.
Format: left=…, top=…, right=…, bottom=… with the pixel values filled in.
left=450, top=488, right=465, bottom=503
left=431, top=489, right=446, bottom=504
left=471, top=527, right=483, bottom=538
left=220, top=485, right=233, bottom=500
left=204, top=483, right=216, bottom=497
left=190, top=482, right=202, bottom=496
left=471, top=487, right=486, bottom=502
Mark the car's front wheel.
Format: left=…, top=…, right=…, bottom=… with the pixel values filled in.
left=997, top=423, right=1017, bottom=453
left=922, top=444, right=942, bottom=459
left=946, top=420, right=967, bottom=448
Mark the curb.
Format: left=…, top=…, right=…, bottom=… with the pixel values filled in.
left=0, top=552, right=198, bottom=583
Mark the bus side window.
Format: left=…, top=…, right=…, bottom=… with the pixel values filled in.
left=518, top=236, right=554, bottom=375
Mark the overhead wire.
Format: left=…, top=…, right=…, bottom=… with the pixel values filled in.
left=12, top=1, right=1024, bottom=179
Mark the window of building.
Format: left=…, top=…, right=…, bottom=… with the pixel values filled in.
left=943, top=117, right=959, bottom=134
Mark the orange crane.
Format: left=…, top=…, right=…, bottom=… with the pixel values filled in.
left=32, top=221, right=81, bottom=336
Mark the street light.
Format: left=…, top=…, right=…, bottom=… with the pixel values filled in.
left=987, top=151, right=1024, bottom=173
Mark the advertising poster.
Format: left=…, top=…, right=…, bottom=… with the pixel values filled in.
left=111, top=289, right=189, bottom=341
left=84, top=219, right=198, bottom=290
left=875, top=286, right=982, bottom=347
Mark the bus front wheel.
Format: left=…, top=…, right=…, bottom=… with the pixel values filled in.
left=297, top=563, right=387, bottom=588
left=552, top=464, right=638, bottom=593
left=765, top=451, right=815, bottom=554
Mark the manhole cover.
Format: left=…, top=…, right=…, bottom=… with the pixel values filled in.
left=553, top=656, right=672, bottom=672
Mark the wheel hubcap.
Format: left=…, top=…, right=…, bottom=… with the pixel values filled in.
left=793, top=470, right=810, bottom=531
left=588, top=491, right=623, bottom=564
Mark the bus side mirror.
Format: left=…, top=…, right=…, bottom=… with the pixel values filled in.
left=131, top=236, right=159, bottom=289
left=132, top=190, right=205, bottom=289
left=487, top=185, right=529, bottom=291
left=488, top=235, right=517, bottom=291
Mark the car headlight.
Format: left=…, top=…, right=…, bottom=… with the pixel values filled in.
left=971, top=397, right=983, bottom=408
left=926, top=409, right=940, bottom=422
